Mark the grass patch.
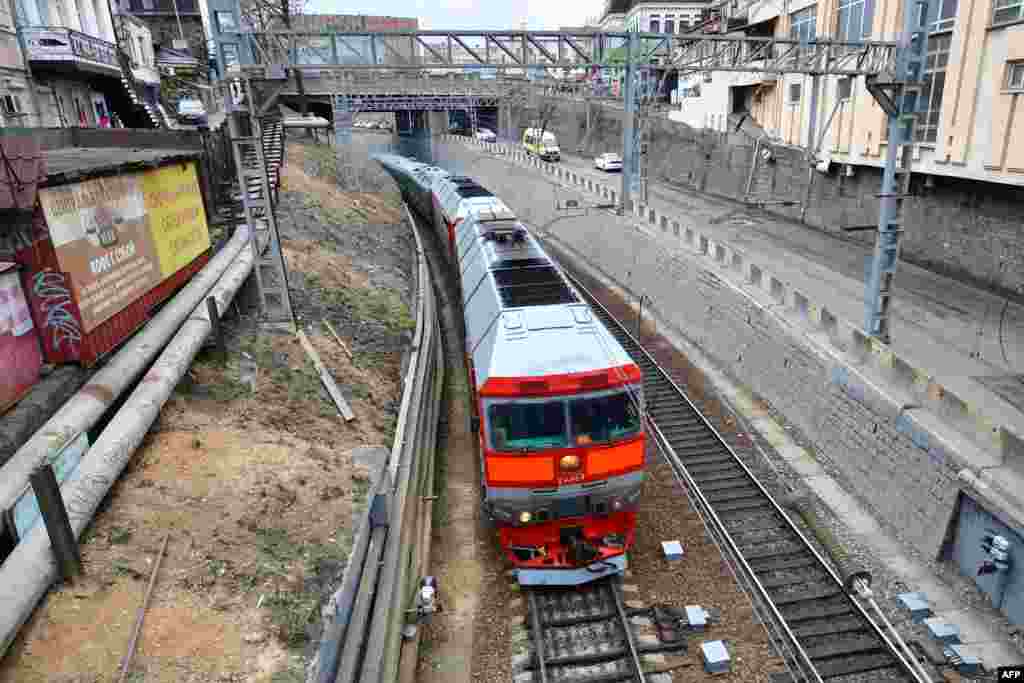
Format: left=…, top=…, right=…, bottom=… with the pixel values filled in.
left=266, top=590, right=320, bottom=648
left=321, top=204, right=370, bottom=225
left=108, top=526, right=132, bottom=544
left=254, top=527, right=354, bottom=648
left=270, top=659, right=307, bottom=683
left=308, top=274, right=414, bottom=336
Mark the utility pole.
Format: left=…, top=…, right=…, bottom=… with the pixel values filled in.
left=619, top=31, right=640, bottom=214
left=863, top=0, right=929, bottom=343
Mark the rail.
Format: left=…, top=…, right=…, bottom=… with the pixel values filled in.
left=566, top=273, right=927, bottom=683
left=313, top=204, right=443, bottom=683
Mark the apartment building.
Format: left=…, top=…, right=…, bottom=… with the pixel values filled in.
left=599, top=0, right=630, bottom=30
left=14, top=0, right=121, bottom=127
left=669, top=0, right=1024, bottom=186
left=1, top=0, right=40, bottom=127
left=625, top=1, right=712, bottom=32
left=10, top=0, right=159, bottom=127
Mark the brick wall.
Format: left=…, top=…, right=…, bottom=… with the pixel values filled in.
left=507, top=100, right=1024, bottom=299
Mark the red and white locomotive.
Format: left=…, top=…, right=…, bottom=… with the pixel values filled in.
left=375, top=153, right=645, bottom=586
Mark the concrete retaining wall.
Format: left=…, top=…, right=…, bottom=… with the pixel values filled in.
left=442, top=135, right=1024, bottom=560
left=501, top=99, right=1024, bottom=299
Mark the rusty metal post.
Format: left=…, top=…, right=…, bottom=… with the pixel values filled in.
left=206, top=296, right=226, bottom=361
left=637, top=294, right=646, bottom=341
left=29, top=463, right=81, bottom=581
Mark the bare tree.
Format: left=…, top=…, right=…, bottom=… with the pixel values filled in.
left=239, top=0, right=309, bottom=119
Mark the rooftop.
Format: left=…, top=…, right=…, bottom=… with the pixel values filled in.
left=42, top=147, right=200, bottom=186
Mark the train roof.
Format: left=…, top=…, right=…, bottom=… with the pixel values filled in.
left=456, top=208, right=635, bottom=393
left=372, top=152, right=638, bottom=395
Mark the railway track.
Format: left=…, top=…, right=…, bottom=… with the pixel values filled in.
left=568, top=274, right=923, bottom=683
left=523, top=577, right=679, bottom=683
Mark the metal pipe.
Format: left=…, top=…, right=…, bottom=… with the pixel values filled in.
left=853, top=579, right=933, bottom=683
left=0, top=225, right=251, bottom=528
left=744, top=135, right=761, bottom=199
left=0, top=243, right=255, bottom=659
left=117, top=532, right=170, bottom=683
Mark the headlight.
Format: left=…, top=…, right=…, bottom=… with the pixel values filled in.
left=519, top=511, right=533, bottom=524
left=611, top=498, right=624, bottom=512
left=559, top=455, right=581, bottom=471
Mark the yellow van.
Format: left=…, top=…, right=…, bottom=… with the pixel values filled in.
left=522, top=128, right=561, bottom=161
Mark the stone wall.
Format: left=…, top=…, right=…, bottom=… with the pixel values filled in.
left=505, top=99, right=1024, bottom=299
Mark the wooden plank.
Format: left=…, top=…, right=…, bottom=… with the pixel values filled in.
left=296, top=329, right=356, bottom=422
left=323, top=319, right=354, bottom=359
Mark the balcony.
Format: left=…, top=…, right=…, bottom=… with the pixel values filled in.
left=122, top=0, right=199, bottom=15
left=130, top=61, right=160, bottom=85
left=19, top=27, right=121, bottom=77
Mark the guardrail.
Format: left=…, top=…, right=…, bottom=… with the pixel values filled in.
left=312, top=203, right=443, bottom=683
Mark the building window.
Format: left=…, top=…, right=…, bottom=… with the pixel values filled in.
left=915, top=33, right=950, bottom=144
left=992, top=0, right=1023, bottom=24
left=790, top=5, right=817, bottom=41
left=789, top=82, right=802, bottom=103
left=837, top=76, right=853, bottom=99
left=1, top=94, right=22, bottom=117
left=649, top=18, right=661, bottom=32
left=221, top=43, right=240, bottom=67
left=665, top=18, right=675, bottom=33
left=837, top=0, right=875, bottom=41
left=1006, top=61, right=1024, bottom=90
left=215, top=10, right=236, bottom=32
left=930, top=0, right=958, bottom=31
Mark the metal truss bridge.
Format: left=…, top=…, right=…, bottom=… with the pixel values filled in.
left=208, top=0, right=931, bottom=346
left=226, top=29, right=899, bottom=78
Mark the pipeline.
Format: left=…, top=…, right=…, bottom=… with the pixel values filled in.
left=0, top=241, right=255, bottom=658
left=0, top=226, right=252, bottom=526
left=783, top=494, right=933, bottom=683
left=783, top=493, right=870, bottom=592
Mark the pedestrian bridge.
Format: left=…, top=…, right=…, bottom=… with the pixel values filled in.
left=274, top=73, right=508, bottom=111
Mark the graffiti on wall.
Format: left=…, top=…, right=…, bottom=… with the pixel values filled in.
left=32, top=269, right=81, bottom=353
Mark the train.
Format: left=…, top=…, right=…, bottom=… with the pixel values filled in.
left=373, top=153, right=646, bottom=586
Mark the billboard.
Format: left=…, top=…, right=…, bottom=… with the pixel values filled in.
left=38, top=161, right=210, bottom=333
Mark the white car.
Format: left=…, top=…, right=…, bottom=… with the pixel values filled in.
left=475, top=128, right=497, bottom=142
left=594, top=153, right=622, bottom=172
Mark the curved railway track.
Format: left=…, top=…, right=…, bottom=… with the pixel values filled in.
left=567, top=273, right=923, bottom=683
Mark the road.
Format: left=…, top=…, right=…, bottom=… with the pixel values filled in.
left=512, top=143, right=1024, bottom=383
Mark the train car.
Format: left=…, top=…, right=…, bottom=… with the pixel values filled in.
left=374, top=153, right=645, bottom=586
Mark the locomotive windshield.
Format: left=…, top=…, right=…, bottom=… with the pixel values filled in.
left=488, top=400, right=568, bottom=451
left=486, top=388, right=642, bottom=452
left=569, top=392, right=641, bottom=445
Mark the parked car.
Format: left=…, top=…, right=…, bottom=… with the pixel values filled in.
left=594, top=152, right=622, bottom=172
left=475, top=127, right=496, bottom=142
left=176, top=98, right=207, bottom=126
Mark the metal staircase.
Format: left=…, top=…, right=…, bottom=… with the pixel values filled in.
left=116, top=51, right=163, bottom=128
left=225, top=79, right=295, bottom=328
